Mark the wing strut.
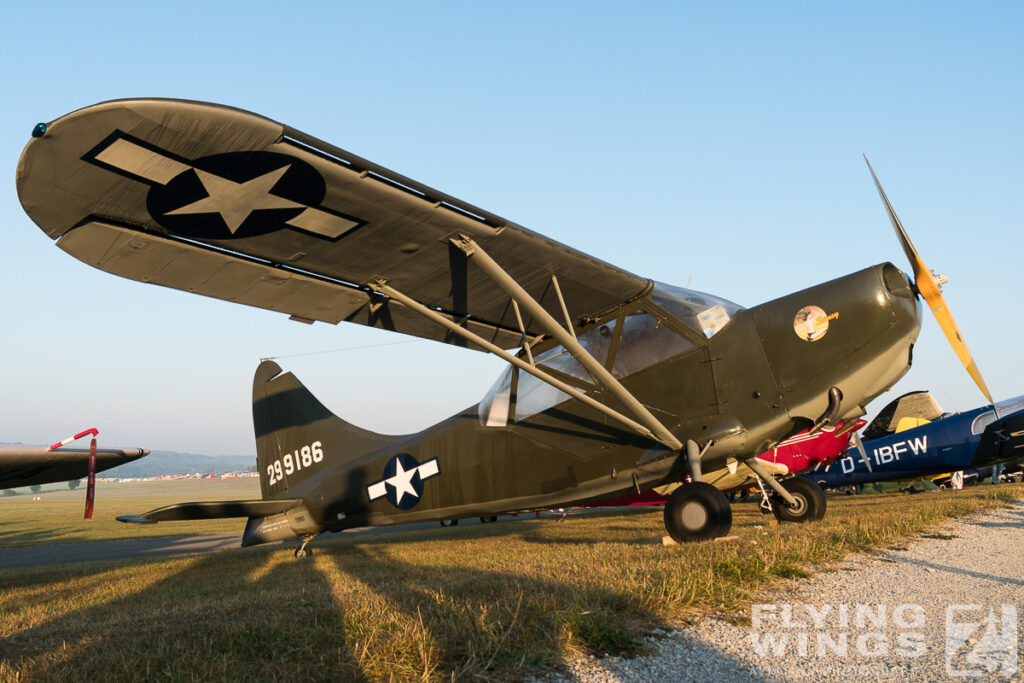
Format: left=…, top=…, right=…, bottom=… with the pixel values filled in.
left=369, top=280, right=659, bottom=443
left=448, top=236, right=684, bottom=452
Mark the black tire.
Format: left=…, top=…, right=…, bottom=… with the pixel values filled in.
left=479, top=516, right=498, bottom=523
left=440, top=519, right=459, bottom=527
left=771, top=477, right=826, bottom=523
left=294, top=546, right=313, bottom=559
left=663, top=481, right=733, bottom=542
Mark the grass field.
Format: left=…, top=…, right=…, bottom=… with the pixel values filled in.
left=0, top=479, right=260, bottom=547
left=1, top=483, right=1021, bottom=681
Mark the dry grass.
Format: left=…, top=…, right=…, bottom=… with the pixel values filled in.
left=0, top=479, right=259, bottom=547
left=1, top=484, right=1021, bottom=681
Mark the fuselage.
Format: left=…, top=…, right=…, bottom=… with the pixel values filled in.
left=244, top=263, right=922, bottom=545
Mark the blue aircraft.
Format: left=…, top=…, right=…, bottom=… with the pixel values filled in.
left=807, top=391, right=1024, bottom=488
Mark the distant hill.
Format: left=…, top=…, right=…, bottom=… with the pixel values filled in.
left=105, top=450, right=256, bottom=478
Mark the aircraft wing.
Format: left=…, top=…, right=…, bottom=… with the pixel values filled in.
left=17, top=99, right=650, bottom=349
left=0, top=444, right=148, bottom=489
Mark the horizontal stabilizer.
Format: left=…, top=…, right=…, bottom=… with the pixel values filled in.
left=116, top=515, right=158, bottom=525
left=116, top=498, right=303, bottom=524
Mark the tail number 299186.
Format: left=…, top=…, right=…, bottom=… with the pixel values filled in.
left=266, top=441, right=324, bottom=486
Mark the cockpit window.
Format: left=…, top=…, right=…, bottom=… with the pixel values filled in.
left=972, top=411, right=996, bottom=435
left=478, top=306, right=701, bottom=425
left=611, top=312, right=694, bottom=378
left=970, top=398, right=1024, bottom=435
left=650, top=281, right=743, bottom=338
left=480, top=365, right=514, bottom=427
left=512, top=321, right=617, bottom=422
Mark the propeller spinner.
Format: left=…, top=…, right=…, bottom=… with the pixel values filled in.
left=864, top=156, right=994, bottom=407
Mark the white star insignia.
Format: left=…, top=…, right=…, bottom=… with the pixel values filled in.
left=386, top=458, right=420, bottom=504
left=367, top=457, right=440, bottom=505
left=165, top=165, right=302, bottom=233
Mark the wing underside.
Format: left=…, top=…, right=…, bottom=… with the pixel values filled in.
left=18, top=99, right=650, bottom=348
left=0, top=445, right=148, bottom=489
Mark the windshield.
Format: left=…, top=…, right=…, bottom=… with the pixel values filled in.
left=650, top=281, right=743, bottom=338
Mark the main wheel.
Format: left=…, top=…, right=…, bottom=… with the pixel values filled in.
left=771, top=477, right=826, bottom=523
left=663, top=481, right=733, bottom=542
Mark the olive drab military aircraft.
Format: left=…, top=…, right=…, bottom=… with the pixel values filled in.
left=16, top=99, right=995, bottom=553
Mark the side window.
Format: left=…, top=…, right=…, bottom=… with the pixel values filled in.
left=479, top=365, right=513, bottom=427
left=515, top=373, right=571, bottom=422
left=513, top=322, right=617, bottom=422
left=478, top=308, right=698, bottom=426
left=611, top=313, right=694, bottom=378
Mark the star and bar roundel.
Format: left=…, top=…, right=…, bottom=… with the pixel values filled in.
left=82, top=130, right=364, bottom=241
left=366, top=453, right=441, bottom=510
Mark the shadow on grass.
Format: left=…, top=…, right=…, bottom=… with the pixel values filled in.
left=0, top=520, right=97, bottom=548
left=2, top=548, right=369, bottom=681
left=324, top=543, right=673, bottom=678
left=0, top=521, right=769, bottom=681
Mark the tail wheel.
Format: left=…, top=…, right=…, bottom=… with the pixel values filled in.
left=772, top=477, right=826, bottom=523
left=663, top=481, right=733, bottom=543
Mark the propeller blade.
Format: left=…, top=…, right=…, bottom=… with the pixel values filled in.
left=864, top=156, right=994, bottom=406
left=852, top=431, right=873, bottom=473
left=864, top=156, right=921, bottom=268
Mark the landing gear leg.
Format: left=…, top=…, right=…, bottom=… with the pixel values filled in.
left=663, top=481, right=732, bottom=542
left=294, top=534, right=317, bottom=559
left=755, top=476, right=774, bottom=515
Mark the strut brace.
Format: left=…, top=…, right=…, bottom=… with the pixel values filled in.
left=368, top=281, right=659, bottom=444
left=449, top=236, right=683, bottom=452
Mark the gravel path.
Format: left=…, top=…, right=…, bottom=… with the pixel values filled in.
left=543, top=499, right=1024, bottom=682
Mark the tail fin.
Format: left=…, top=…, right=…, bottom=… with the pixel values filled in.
left=253, top=360, right=401, bottom=500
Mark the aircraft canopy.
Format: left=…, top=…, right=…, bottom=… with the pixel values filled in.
left=478, top=283, right=743, bottom=426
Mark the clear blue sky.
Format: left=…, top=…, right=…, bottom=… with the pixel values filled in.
left=1, top=2, right=1021, bottom=455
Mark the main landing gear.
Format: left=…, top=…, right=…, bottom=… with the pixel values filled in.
left=662, top=476, right=827, bottom=542
left=663, top=481, right=733, bottom=542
